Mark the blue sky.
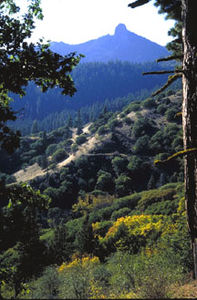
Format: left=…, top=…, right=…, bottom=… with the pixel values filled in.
left=31, top=0, right=175, bottom=46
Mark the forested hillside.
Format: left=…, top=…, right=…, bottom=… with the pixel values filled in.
left=2, top=89, right=183, bottom=201
left=10, top=61, right=174, bottom=134
left=1, top=90, right=194, bottom=298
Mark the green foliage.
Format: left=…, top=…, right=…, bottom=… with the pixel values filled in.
left=46, top=225, right=73, bottom=265
left=52, top=148, right=67, bottom=163
left=106, top=251, right=135, bottom=294
left=142, top=97, right=157, bottom=109
left=133, top=250, right=184, bottom=299
left=115, top=174, right=132, bottom=197
left=0, top=183, right=49, bottom=297
left=45, top=143, right=58, bottom=156
left=111, top=207, right=131, bottom=221
left=136, top=187, right=176, bottom=211
left=0, top=0, right=81, bottom=153
left=96, top=125, right=109, bottom=136
left=132, top=117, right=157, bottom=138
left=156, top=103, right=168, bottom=114
left=96, top=170, right=114, bottom=193
left=127, top=155, right=143, bottom=173
left=111, top=156, right=128, bottom=176
left=133, top=135, right=150, bottom=154
left=28, top=266, right=61, bottom=299
left=76, top=134, right=87, bottom=145
left=165, top=107, right=179, bottom=121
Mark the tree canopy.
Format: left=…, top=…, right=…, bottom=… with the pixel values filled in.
left=0, top=0, right=82, bottom=153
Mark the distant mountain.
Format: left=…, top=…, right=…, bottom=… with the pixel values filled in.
left=50, top=24, right=169, bottom=63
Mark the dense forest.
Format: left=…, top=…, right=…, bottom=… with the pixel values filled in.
left=9, top=60, right=174, bottom=134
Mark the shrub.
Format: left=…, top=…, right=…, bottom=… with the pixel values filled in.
left=111, top=207, right=131, bottom=221
left=92, top=220, right=113, bottom=237
left=97, top=125, right=109, bottom=135
left=113, top=193, right=140, bottom=210
left=76, top=134, right=87, bottom=145
left=112, top=156, right=128, bottom=176
left=134, top=251, right=184, bottom=299
left=129, top=103, right=141, bottom=112
left=132, top=118, right=156, bottom=138
left=107, top=118, right=121, bottom=130
left=156, top=103, right=167, bottom=114
left=58, top=256, right=100, bottom=299
left=52, top=149, right=68, bottom=163
left=137, top=188, right=176, bottom=211
left=45, top=144, right=58, bottom=156
left=142, top=98, right=156, bottom=109
left=96, top=170, right=114, bottom=193
left=28, top=266, right=61, bottom=299
left=106, top=251, right=135, bottom=294
left=165, top=107, right=178, bottom=122
left=115, top=174, right=132, bottom=197
left=133, top=135, right=150, bottom=155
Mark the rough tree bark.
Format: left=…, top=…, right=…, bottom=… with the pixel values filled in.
left=182, top=0, right=197, bottom=279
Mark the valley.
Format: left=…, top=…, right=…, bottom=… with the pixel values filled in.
left=1, top=12, right=195, bottom=298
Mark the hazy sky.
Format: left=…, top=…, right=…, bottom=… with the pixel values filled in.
left=31, top=0, right=175, bottom=46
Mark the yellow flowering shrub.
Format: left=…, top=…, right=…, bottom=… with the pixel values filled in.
left=105, top=214, right=164, bottom=239
left=58, top=255, right=99, bottom=273
left=92, top=220, right=113, bottom=240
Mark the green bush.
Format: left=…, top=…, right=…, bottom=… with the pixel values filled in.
left=111, top=207, right=131, bottom=221
left=132, top=118, right=156, bottom=138
left=76, top=134, right=87, bottom=145
left=52, top=149, right=67, bottom=163
left=133, top=135, right=150, bottom=155
left=97, top=125, right=109, bottom=135
left=137, top=188, right=176, bottom=211
left=115, top=174, right=132, bottom=197
left=129, top=103, right=141, bottom=112
left=106, top=251, right=135, bottom=294
left=156, top=103, right=167, bottom=114
left=113, top=193, right=140, bottom=210
left=134, top=251, right=184, bottom=299
left=45, top=144, right=58, bottom=156
left=28, top=266, right=61, bottom=299
left=142, top=98, right=156, bottom=109
left=165, top=107, right=178, bottom=121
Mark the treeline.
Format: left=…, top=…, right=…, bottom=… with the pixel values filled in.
left=9, top=60, right=175, bottom=134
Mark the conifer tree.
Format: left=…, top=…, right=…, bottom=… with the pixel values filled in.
left=76, top=110, right=83, bottom=135
left=129, top=0, right=197, bottom=278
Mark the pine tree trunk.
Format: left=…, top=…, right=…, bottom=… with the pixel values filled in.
left=182, top=0, right=197, bottom=279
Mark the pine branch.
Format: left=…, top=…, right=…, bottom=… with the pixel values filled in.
left=128, top=0, right=150, bottom=8
left=154, top=148, right=197, bottom=165
left=157, top=55, right=183, bottom=62
left=143, top=70, right=175, bottom=75
left=152, top=73, right=182, bottom=96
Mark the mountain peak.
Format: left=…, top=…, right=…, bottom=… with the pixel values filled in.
left=114, top=24, right=127, bottom=35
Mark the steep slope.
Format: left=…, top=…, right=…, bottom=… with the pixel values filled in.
left=50, top=24, right=169, bottom=63
left=10, top=90, right=183, bottom=199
